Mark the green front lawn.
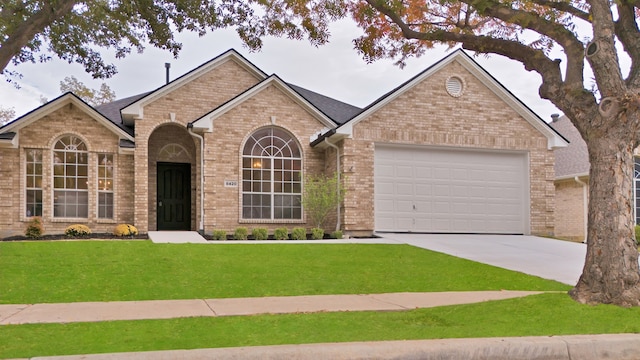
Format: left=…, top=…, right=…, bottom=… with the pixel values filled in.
left=2, top=293, right=640, bottom=359
left=0, top=241, right=569, bottom=304
left=2, top=240, right=597, bottom=359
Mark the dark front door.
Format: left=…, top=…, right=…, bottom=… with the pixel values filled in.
left=157, top=162, right=191, bottom=230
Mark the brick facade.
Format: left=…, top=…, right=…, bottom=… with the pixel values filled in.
left=0, top=50, right=562, bottom=238
left=0, top=104, right=135, bottom=237
left=554, top=178, right=588, bottom=241
left=341, top=61, right=556, bottom=236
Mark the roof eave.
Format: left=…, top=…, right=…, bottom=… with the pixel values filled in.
left=0, top=132, right=18, bottom=148
left=1, top=93, right=134, bottom=144
left=192, top=76, right=336, bottom=132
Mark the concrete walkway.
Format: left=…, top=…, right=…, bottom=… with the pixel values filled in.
left=0, top=291, right=543, bottom=325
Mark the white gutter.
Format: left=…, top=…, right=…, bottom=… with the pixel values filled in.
left=574, top=176, right=588, bottom=243
left=188, top=124, right=205, bottom=233
left=324, top=138, right=341, bottom=232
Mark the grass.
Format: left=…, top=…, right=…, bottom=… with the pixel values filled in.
left=0, top=241, right=569, bottom=304
left=2, top=293, right=640, bottom=358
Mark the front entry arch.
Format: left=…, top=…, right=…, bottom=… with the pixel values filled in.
left=148, top=124, right=197, bottom=231
left=157, top=162, right=191, bottom=230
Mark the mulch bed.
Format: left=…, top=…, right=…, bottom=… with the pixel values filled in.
left=1, top=233, right=149, bottom=241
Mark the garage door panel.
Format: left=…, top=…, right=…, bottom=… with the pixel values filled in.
left=374, top=145, right=527, bottom=234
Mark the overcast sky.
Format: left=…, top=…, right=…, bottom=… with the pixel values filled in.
left=0, top=19, right=561, bottom=123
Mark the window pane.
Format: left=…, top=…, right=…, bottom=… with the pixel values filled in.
left=241, top=127, right=302, bottom=220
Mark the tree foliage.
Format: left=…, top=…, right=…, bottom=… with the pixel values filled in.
left=0, top=106, right=16, bottom=125
left=59, top=76, right=115, bottom=106
left=0, top=0, right=346, bottom=81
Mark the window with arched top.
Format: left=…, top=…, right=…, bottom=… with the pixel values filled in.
left=242, top=127, right=302, bottom=220
left=53, top=135, right=88, bottom=218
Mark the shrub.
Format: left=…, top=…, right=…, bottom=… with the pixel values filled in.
left=212, top=230, right=227, bottom=240
left=291, top=227, right=307, bottom=240
left=25, top=217, right=44, bottom=239
left=233, top=227, right=248, bottom=240
left=252, top=228, right=268, bottom=240
left=65, top=224, right=92, bottom=237
left=113, top=224, right=138, bottom=237
left=274, top=227, right=289, bottom=240
left=302, top=172, right=345, bottom=229
left=311, top=227, right=324, bottom=240
left=331, top=230, right=343, bottom=239
left=635, top=225, right=640, bottom=245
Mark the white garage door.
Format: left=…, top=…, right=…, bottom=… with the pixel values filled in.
left=374, top=145, right=529, bottom=234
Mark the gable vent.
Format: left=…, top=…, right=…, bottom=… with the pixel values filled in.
left=446, top=76, right=464, bottom=97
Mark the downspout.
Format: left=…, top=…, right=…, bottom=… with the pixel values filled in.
left=187, top=123, right=205, bottom=233
left=324, top=138, right=341, bottom=232
left=574, top=176, right=588, bottom=243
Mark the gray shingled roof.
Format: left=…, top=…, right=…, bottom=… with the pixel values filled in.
left=95, top=85, right=360, bottom=131
left=0, top=132, right=15, bottom=140
left=288, top=84, right=361, bottom=124
left=549, top=115, right=589, bottom=178
left=94, top=92, right=151, bottom=136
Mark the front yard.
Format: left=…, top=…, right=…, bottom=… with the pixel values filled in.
left=2, top=240, right=639, bottom=359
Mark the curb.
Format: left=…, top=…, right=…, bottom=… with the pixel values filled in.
left=30, top=334, right=640, bottom=360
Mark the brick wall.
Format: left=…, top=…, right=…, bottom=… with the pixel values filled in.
left=554, top=178, right=588, bottom=241
left=0, top=104, right=135, bottom=236
left=343, top=61, right=556, bottom=236
left=199, top=84, right=327, bottom=234
left=132, top=58, right=263, bottom=233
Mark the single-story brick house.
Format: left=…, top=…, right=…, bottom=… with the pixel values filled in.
left=550, top=115, right=640, bottom=241
left=0, top=49, right=567, bottom=238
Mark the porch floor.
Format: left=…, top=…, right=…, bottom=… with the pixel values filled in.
left=148, top=231, right=207, bottom=244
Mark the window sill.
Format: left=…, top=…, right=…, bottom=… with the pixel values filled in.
left=239, top=219, right=305, bottom=224
left=51, top=217, right=89, bottom=223
left=96, top=219, right=117, bottom=224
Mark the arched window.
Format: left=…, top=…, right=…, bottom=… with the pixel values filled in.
left=242, top=127, right=302, bottom=220
left=53, top=135, right=88, bottom=218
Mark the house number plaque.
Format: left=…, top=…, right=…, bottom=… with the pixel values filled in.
left=224, top=180, right=238, bottom=187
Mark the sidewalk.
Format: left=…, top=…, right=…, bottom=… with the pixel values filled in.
left=1, top=290, right=543, bottom=325
left=8, top=291, right=640, bottom=360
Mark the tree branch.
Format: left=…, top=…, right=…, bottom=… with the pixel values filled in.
left=0, top=0, right=80, bottom=74
left=615, top=1, right=640, bottom=88
left=585, top=0, right=626, bottom=96
left=460, top=0, right=585, bottom=87
left=527, top=0, right=590, bottom=21
left=363, top=0, right=594, bottom=114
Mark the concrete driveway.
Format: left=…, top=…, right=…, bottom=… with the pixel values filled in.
left=377, top=233, right=587, bottom=285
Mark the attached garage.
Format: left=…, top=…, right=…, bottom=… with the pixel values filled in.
left=374, top=144, right=530, bottom=234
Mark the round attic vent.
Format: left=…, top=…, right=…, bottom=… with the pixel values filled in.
left=445, top=76, right=464, bottom=97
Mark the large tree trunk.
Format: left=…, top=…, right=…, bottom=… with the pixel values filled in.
left=569, top=130, right=640, bottom=306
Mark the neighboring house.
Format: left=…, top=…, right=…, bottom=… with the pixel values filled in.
left=549, top=115, right=589, bottom=241
left=550, top=115, right=640, bottom=241
left=0, top=49, right=567, bottom=238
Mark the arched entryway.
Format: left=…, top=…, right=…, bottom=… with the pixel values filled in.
left=148, top=124, right=197, bottom=231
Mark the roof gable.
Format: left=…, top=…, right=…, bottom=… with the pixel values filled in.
left=550, top=115, right=589, bottom=179
left=120, top=49, right=266, bottom=125
left=190, top=75, right=336, bottom=132
left=0, top=92, right=134, bottom=148
left=332, top=49, right=567, bottom=150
